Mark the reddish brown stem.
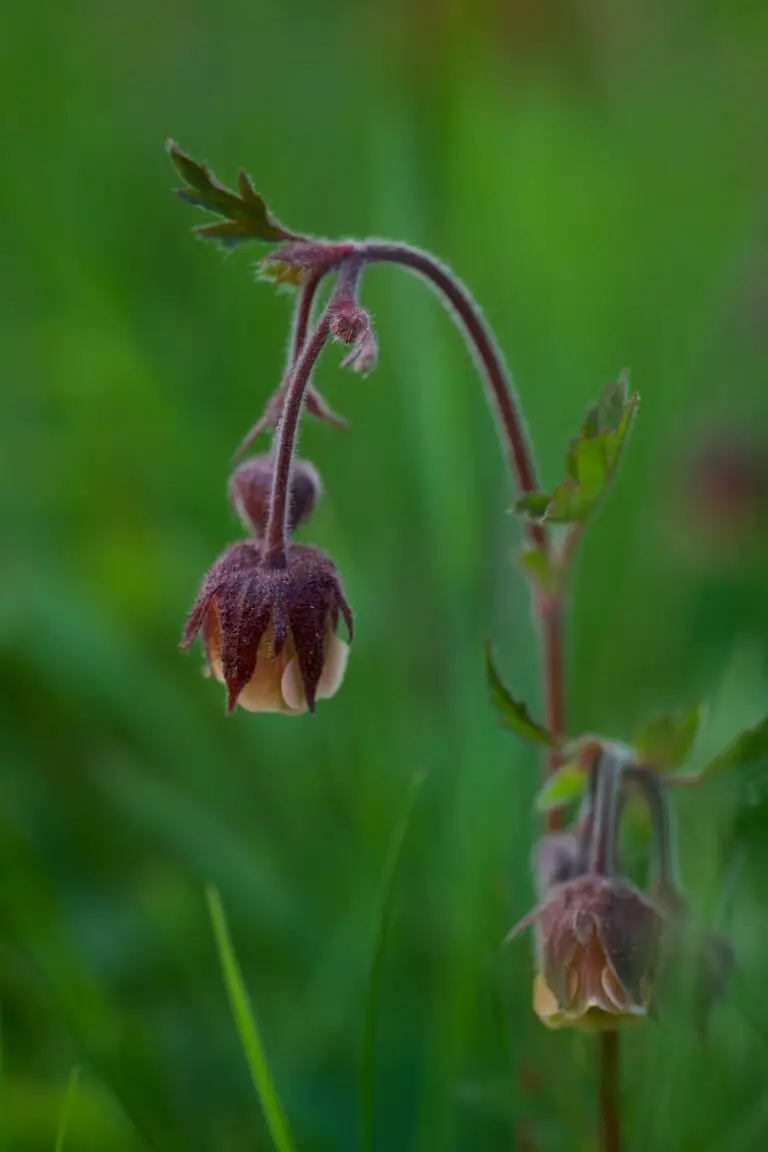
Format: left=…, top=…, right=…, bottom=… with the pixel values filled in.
left=356, top=241, right=545, bottom=552
left=542, top=599, right=566, bottom=828
left=599, top=1032, right=621, bottom=1152
left=263, top=312, right=332, bottom=566
left=290, top=267, right=325, bottom=363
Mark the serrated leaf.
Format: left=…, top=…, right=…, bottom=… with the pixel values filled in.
left=166, top=140, right=298, bottom=247
left=635, top=704, right=704, bottom=770
left=515, top=376, right=638, bottom=525
left=535, top=761, right=588, bottom=811
left=194, top=220, right=264, bottom=248
left=484, top=642, right=560, bottom=746
left=697, top=714, right=768, bottom=781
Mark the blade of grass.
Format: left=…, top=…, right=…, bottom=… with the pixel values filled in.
left=54, top=1067, right=81, bottom=1152
left=359, top=772, right=425, bottom=1152
left=0, top=1003, right=6, bottom=1152
left=205, top=887, right=296, bottom=1152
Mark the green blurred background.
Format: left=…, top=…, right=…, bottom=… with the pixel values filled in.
left=4, top=1, right=768, bottom=1148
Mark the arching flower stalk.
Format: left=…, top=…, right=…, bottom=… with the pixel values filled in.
left=168, top=141, right=752, bottom=1152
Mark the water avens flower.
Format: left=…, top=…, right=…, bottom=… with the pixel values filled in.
left=516, top=873, right=666, bottom=1031
left=181, top=540, right=352, bottom=714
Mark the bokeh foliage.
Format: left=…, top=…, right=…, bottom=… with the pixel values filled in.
left=3, top=0, right=768, bottom=1148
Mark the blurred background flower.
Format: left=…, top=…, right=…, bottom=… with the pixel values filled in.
left=3, top=0, right=768, bottom=1148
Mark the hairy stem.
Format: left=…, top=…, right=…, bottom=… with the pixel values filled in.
left=263, top=312, right=331, bottom=565
left=290, top=268, right=325, bottom=364
left=600, top=1032, right=621, bottom=1152
left=356, top=241, right=545, bottom=548
left=352, top=242, right=568, bottom=810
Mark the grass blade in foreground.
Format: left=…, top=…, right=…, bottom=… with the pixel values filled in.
left=206, top=887, right=296, bottom=1152
left=54, top=1067, right=81, bottom=1152
left=360, top=773, right=425, bottom=1152
left=0, top=1005, right=5, bottom=1152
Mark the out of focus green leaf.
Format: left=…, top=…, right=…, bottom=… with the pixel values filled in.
left=635, top=704, right=704, bottom=769
left=515, top=493, right=552, bottom=520
left=484, top=642, right=560, bottom=746
left=535, top=761, right=588, bottom=811
left=697, top=714, right=768, bottom=781
left=516, top=375, right=638, bottom=524
left=166, top=140, right=299, bottom=247
left=518, top=545, right=555, bottom=590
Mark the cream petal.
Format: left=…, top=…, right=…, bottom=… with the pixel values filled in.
left=280, top=658, right=309, bottom=714
left=316, top=633, right=349, bottom=701
left=212, top=627, right=300, bottom=714
left=236, top=658, right=289, bottom=712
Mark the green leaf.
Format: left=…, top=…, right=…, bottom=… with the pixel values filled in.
left=166, top=140, right=298, bottom=248
left=360, top=773, right=424, bottom=1152
left=518, top=545, right=555, bottom=590
left=515, top=374, right=638, bottom=524
left=635, top=704, right=704, bottom=770
left=697, top=714, right=768, bottom=781
left=515, top=493, right=552, bottom=520
left=54, top=1067, right=81, bottom=1152
left=535, top=761, right=588, bottom=812
left=484, top=642, right=560, bottom=746
left=206, top=887, right=297, bottom=1152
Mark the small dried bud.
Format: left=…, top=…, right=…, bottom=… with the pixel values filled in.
left=327, top=295, right=379, bottom=375
left=341, top=326, right=379, bottom=375
left=181, top=540, right=353, bottom=714
left=229, top=455, right=322, bottom=537
left=508, top=874, right=667, bottom=1031
left=329, top=300, right=370, bottom=345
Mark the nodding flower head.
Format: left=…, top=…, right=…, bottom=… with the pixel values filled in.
left=229, top=454, right=322, bottom=538
left=516, top=873, right=666, bottom=1031
left=181, top=540, right=353, bottom=715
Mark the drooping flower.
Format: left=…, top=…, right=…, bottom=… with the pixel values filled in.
left=509, top=873, right=667, bottom=1031
left=181, top=540, right=352, bottom=714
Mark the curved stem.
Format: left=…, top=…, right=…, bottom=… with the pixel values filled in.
left=356, top=241, right=545, bottom=550
left=290, top=268, right=325, bottom=363
left=352, top=242, right=565, bottom=822
left=263, top=312, right=331, bottom=566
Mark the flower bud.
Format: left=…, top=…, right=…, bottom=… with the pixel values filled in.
left=228, top=455, right=322, bottom=538
left=181, top=540, right=353, bottom=714
left=327, top=296, right=379, bottom=375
